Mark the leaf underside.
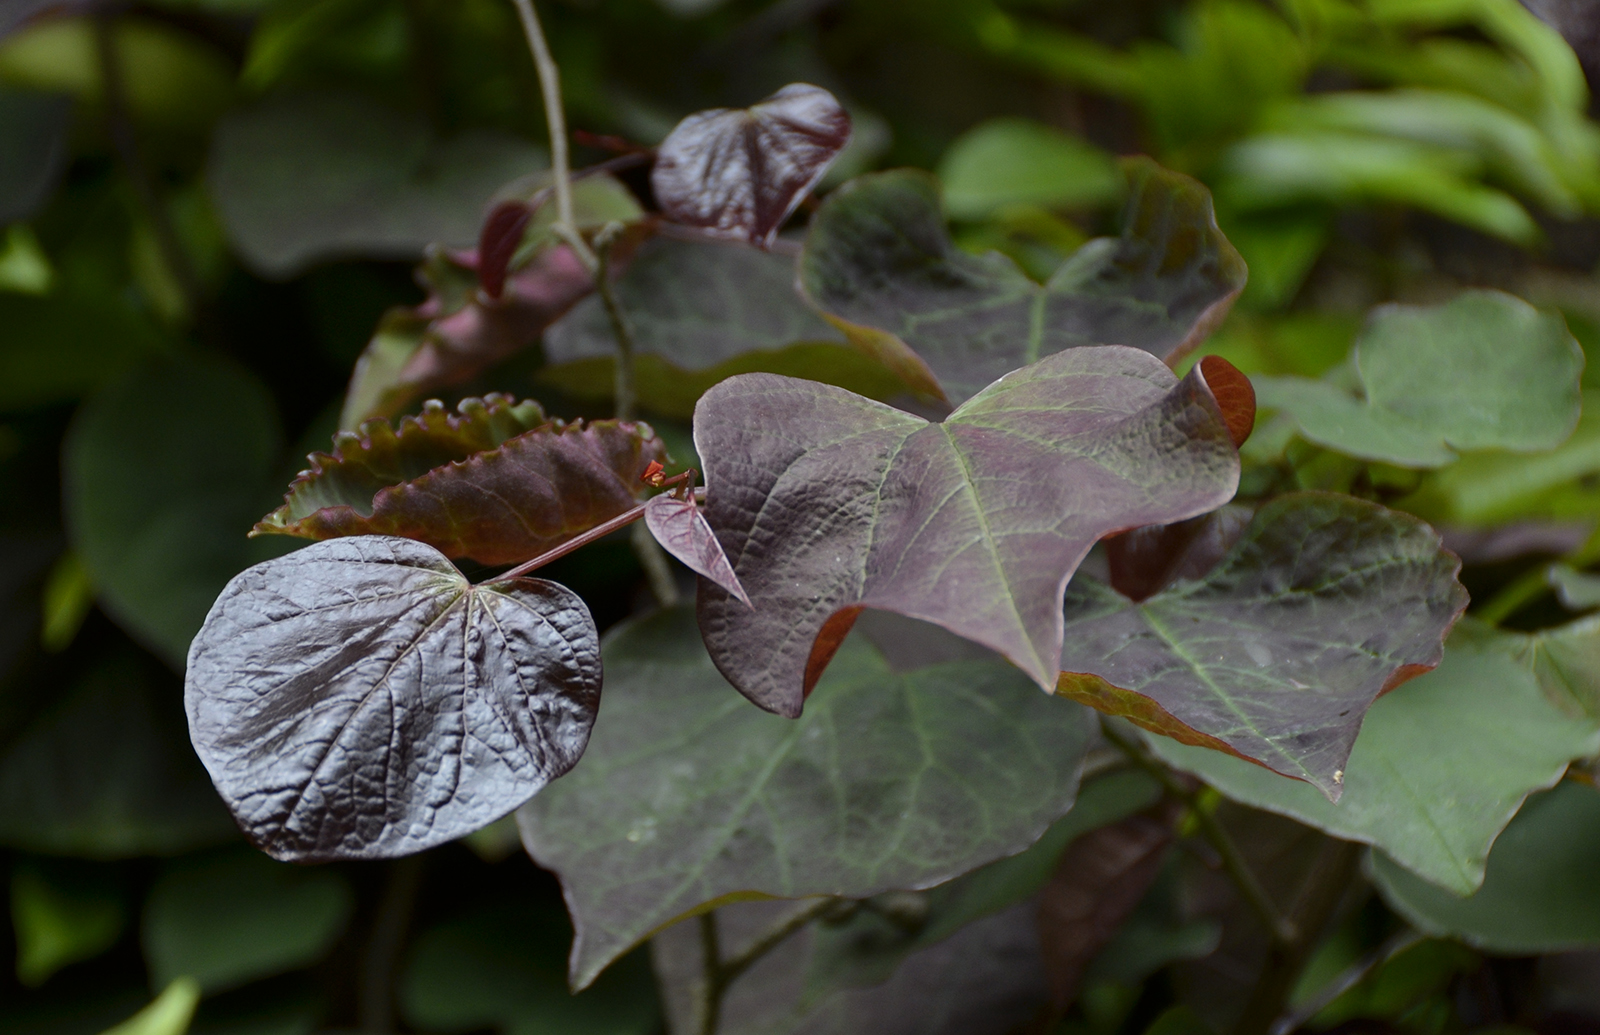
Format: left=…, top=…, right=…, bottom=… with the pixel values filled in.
left=516, top=607, right=1096, bottom=990
left=799, top=159, right=1247, bottom=405
left=693, top=346, right=1243, bottom=717
left=255, top=403, right=665, bottom=567
left=186, top=537, right=601, bottom=862
left=652, top=83, right=851, bottom=247
left=1057, top=492, right=1468, bottom=799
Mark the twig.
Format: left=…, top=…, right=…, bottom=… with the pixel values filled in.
left=490, top=504, right=647, bottom=583
left=1098, top=719, right=1297, bottom=945
left=508, top=0, right=597, bottom=272
left=359, top=855, right=426, bottom=1033
left=695, top=898, right=843, bottom=1035
left=93, top=12, right=203, bottom=318
left=632, top=521, right=681, bottom=606
left=595, top=222, right=637, bottom=422
left=1268, top=928, right=1422, bottom=1035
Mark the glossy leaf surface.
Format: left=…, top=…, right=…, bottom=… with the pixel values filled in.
left=516, top=607, right=1096, bottom=989
left=1371, top=782, right=1600, bottom=952
left=1149, top=623, right=1600, bottom=893
left=64, top=357, right=291, bottom=668
left=1254, top=291, right=1583, bottom=466
left=208, top=91, right=544, bottom=277
left=186, top=537, right=600, bottom=862
left=694, top=347, right=1243, bottom=717
left=800, top=160, right=1246, bottom=404
left=644, top=493, right=750, bottom=605
left=652, top=83, right=851, bottom=247
left=255, top=410, right=664, bottom=567
left=1057, top=493, right=1466, bottom=799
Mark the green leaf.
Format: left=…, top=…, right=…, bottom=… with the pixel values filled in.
left=401, top=903, right=660, bottom=1035
left=799, top=160, right=1246, bottom=404
left=0, top=88, right=70, bottom=224
left=254, top=399, right=664, bottom=567
left=63, top=356, right=289, bottom=668
left=936, top=118, right=1122, bottom=221
left=1057, top=493, right=1466, bottom=800
left=10, top=860, right=126, bottom=986
left=516, top=607, right=1097, bottom=989
left=0, top=654, right=237, bottom=857
left=1146, top=623, right=1600, bottom=894
left=1549, top=563, right=1600, bottom=611
left=694, top=348, right=1244, bottom=717
left=0, top=292, right=172, bottom=414
left=142, top=848, right=352, bottom=993
left=1255, top=290, right=1583, bottom=467
left=97, top=979, right=200, bottom=1035
left=208, top=90, right=544, bottom=278
left=1370, top=782, right=1600, bottom=953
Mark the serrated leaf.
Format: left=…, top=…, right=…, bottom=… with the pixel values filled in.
left=1254, top=290, right=1583, bottom=467
left=1057, top=493, right=1467, bottom=799
left=799, top=159, right=1246, bottom=405
left=255, top=405, right=665, bottom=567
left=652, top=83, right=851, bottom=247
left=207, top=90, right=545, bottom=278
left=185, top=536, right=600, bottom=862
left=63, top=357, right=290, bottom=668
left=644, top=493, right=749, bottom=605
left=1370, top=782, right=1600, bottom=953
left=515, top=607, right=1096, bottom=989
left=142, top=848, right=353, bottom=993
left=1146, top=622, right=1600, bottom=894
left=693, top=347, right=1243, bottom=717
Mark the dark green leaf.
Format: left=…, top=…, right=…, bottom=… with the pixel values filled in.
left=1255, top=291, right=1583, bottom=467
left=10, top=860, right=126, bottom=986
left=186, top=536, right=601, bottom=861
left=799, top=160, right=1246, bottom=404
left=1371, top=782, right=1600, bottom=952
left=208, top=90, right=544, bottom=278
left=1147, top=621, right=1600, bottom=893
left=1057, top=493, right=1466, bottom=799
left=516, top=607, right=1096, bottom=989
left=0, top=88, right=71, bottom=223
left=401, top=903, right=659, bottom=1035
left=63, top=356, right=289, bottom=668
left=0, top=655, right=237, bottom=857
left=652, top=84, right=851, bottom=247
left=142, top=848, right=353, bottom=993
left=256, top=397, right=664, bottom=566
left=0, top=292, right=172, bottom=414
left=694, top=348, right=1243, bottom=717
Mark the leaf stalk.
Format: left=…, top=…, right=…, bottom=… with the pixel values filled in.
left=694, top=897, right=844, bottom=1035
left=1098, top=718, right=1298, bottom=946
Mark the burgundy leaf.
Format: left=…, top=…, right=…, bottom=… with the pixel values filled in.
left=1106, top=505, right=1254, bottom=602
left=652, top=83, right=851, bottom=248
left=693, top=345, right=1243, bottom=717
left=643, top=493, right=751, bottom=606
left=477, top=200, right=534, bottom=299
left=186, top=536, right=600, bottom=861
left=254, top=407, right=667, bottom=567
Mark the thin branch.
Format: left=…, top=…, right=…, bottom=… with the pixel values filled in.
left=720, top=897, right=841, bottom=985
left=1269, top=928, right=1422, bottom=1035
left=489, top=504, right=647, bottom=583
left=632, top=521, right=682, bottom=606
left=595, top=222, right=637, bottom=422
left=694, top=898, right=844, bottom=1035
left=1098, top=719, right=1297, bottom=945
left=359, top=855, right=426, bottom=1033
left=508, top=0, right=596, bottom=271
left=696, top=912, right=722, bottom=1035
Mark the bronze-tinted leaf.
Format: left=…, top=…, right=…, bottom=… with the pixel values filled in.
left=800, top=160, right=1247, bottom=405
left=643, top=493, right=750, bottom=606
left=652, top=84, right=851, bottom=247
left=255, top=399, right=666, bottom=567
left=693, top=346, right=1243, bottom=717
left=186, top=537, right=600, bottom=861
left=1057, top=493, right=1468, bottom=799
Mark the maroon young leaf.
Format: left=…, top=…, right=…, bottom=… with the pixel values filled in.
left=652, top=83, right=851, bottom=248
left=693, top=346, right=1245, bottom=717
left=477, top=200, right=534, bottom=299
left=185, top=536, right=600, bottom=862
left=1105, top=505, right=1254, bottom=602
left=644, top=493, right=750, bottom=606
left=1056, top=492, right=1468, bottom=800
left=254, top=404, right=667, bottom=567
left=799, top=160, right=1247, bottom=405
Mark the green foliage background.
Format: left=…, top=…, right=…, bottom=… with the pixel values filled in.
left=8, top=0, right=1600, bottom=1033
